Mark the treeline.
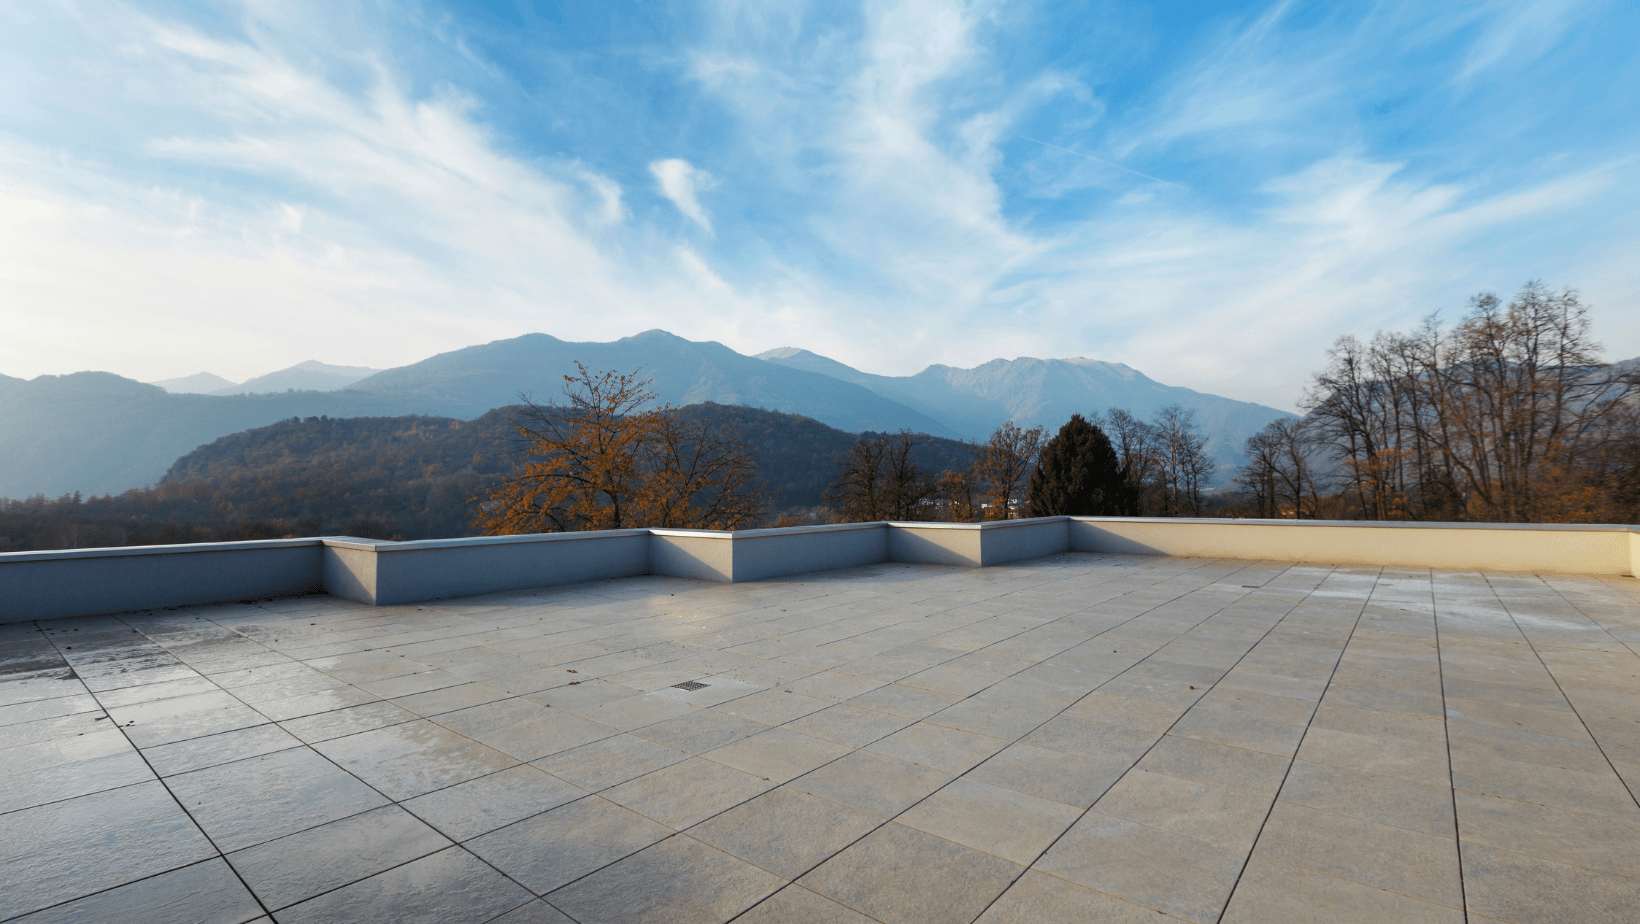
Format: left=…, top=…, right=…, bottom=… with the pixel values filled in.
left=1231, top=282, right=1640, bottom=523
left=822, top=404, right=1218, bottom=522
left=0, top=402, right=981, bottom=551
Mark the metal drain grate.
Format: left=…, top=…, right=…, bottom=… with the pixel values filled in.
left=673, top=681, right=709, bottom=691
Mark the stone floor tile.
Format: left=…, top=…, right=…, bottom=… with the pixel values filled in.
left=1278, top=760, right=1456, bottom=837
left=1220, top=857, right=1464, bottom=924
left=392, top=681, right=511, bottom=717
left=1063, top=690, right=1191, bottom=732
left=0, top=781, right=217, bottom=920
left=532, top=732, right=691, bottom=792
left=277, top=701, right=419, bottom=743
left=787, top=749, right=954, bottom=818
left=631, top=709, right=769, bottom=754
left=275, top=846, right=532, bottom=924
left=549, top=835, right=785, bottom=924
left=103, top=689, right=269, bottom=747
left=975, top=869, right=1174, bottom=924
left=967, top=742, right=1128, bottom=808
left=168, top=746, right=390, bottom=851
left=403, top=764, right=588, bottom=841
left=1169, top=705, right=1309, bottom=758
left=783, top=703, right=916, bottom=747
left=466, top=796, right=671, bottom=894
left=712, top=688, right=833, bottom=725
left=0, top=729, right=155, bottom=814
left=488, top=901, right=576, bottom=924
left=1135, top=734, right=1292, bottom=799
left=227, top=804, right=452, bottom=910
left=1036, top=812, right=1246, bottom=924
left=311, top=719, right=519, bottom=801
left=1447, top=721, right=1612, bottom=775
left=865, top=721, right=1009, bottom=773
left=844, top=683, right=965, bottom=719
left=0, top=691, right=100, bottom=728
left=1454, top=790, right=1640, bottom=878
left=12, top=857, right=264, bottom=924
left=735, top=885, right=877, bottom=923
left=1095, top=769, right=1272, bottom=851
left=702, top=727, right=852, bottom=783
left=432, top=696, right=616, bottom=761
left=142, top=722, right=303, bottom=777
left=1460, top=841, right=1640, bottom=924
left=897, top=777, right=1082, bottom=864
left=1019, top=714, right=1161, bottom=763
left=579, top=691, right=702, bottom=730
left=925, top=698, right=1053, bottom=740
left=799, top=822, right=1022, bottom=924
left=1252, top=801, right=1462, bottom=906
left=787, top=670, right=887, bottom=702
left=1451, top=752, right=1639, bottom=817
left=1296, top=726, right=1452, bottom=785
left=689, top=785, right=880, bottom=879
left=602, top=756, right=775, bottom=828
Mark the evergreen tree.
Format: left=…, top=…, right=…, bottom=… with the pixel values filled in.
left=1026, top=414, right=1123, bottom=517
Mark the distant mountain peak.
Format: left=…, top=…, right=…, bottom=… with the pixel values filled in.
left=151, top=371, right=239, bottom=394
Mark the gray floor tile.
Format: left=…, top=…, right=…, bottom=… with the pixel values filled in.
left=142, top=723, right=303, bottom=777
left=1037, top=812, right=1245, bottom=924
left=967, top=741, right=1128, bottom=807
left=311, top=719, right=518, bottom=801
left=1253, top=800, right=1463, bottom=907
left=466, top=796, right=671, bottom=893
left=532, top=732, right=691, bottom=791
left=975, top=869, right=1173, bottom=924
left=1460, top=842, right=1640, bottom=924
left=227, top=804, right=451, bottom=909
left=275, top=846, right=531, bottom=924
left=403, top=763, right=587, bottom=841
left=799, top=822, right=1022, bottom=924
left=0, top=781, right=217, bottom=920
left=688, top=785, right=881, bottom=878
left=897, top=777, right=1082, bottom=864
left=788, top=749, right=954, bottom=818
left=602, top=756, right=775, bottom=828
left=169, top=746, right=390, bottom=851
left=1220, top=856, right=1463, bottom=924
left=548, top=835, right=784, bottom=924
left=13, top=858, right=264, bottom=924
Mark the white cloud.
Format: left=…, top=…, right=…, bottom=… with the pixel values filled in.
left=649, top=158, right=716, bottom=233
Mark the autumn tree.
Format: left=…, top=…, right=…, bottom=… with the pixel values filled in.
left=473, top=365, right=767, bottom=533
left=975, top=421, right=1046, bottom=520
left=1026, top=414, right=1124, bottom=516
left=1103, top=408, right=1157, bottom=515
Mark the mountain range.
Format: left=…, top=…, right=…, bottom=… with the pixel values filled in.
left=1, top=330, right=1297, bottom=499
left=152, top=361, right=383, bottom=396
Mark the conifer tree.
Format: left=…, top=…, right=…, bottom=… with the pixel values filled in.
left=1026, top=414, right=1123, bottom=517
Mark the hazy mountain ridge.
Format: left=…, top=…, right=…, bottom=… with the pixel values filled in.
left=152, top=371, right=238, bottom=394
left=4, top=330, right=1299, bottom=499
left=217, top=361, right=383, bottom=395
left=347, top=330, right=954, bottom=435
left=757, top=348, right=1293, bottom=475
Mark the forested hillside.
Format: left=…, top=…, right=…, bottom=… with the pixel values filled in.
left=0, top=403, right=979, bottom=551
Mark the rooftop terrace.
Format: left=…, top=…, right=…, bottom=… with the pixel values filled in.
left=4, top=550, right=1639, bottom=923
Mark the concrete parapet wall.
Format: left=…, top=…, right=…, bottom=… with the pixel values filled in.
left=0, top=539, right=327, bottom=622
left=2, top=518, right=1635, bottom=624
left=1068, top=517, right=1636, bottom=576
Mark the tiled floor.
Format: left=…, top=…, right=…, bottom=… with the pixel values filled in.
left=3, top=552, right=1639, bottom=923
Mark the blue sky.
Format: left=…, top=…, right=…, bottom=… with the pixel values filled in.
left=2, top=0, right=1636, bottom=409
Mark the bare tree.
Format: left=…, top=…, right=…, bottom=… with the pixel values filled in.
left=827, top=430, right=936, bottom=522
left=1238, top=418, right=1327, bottom=518
left=1104, top=408, right=1157, bottom=515
left=1153, top=405, right=1215, bottom=516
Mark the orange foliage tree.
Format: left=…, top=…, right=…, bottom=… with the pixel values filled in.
left=473, top=365, right=767, bottom=533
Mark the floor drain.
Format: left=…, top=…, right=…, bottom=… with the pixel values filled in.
left=673, top=681, right=709, bottom=691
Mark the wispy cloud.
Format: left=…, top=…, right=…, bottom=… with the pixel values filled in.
left=649, top=158, right=716, bottom=233
left=0, top=0, right=1634, bottom=409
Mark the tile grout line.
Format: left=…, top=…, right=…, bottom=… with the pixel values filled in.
left=1477, top=574, right=1640, bottom=813
left=1210, top=563, right=1377, bottom=924
left=710, top=556, right=1276, bottom=923
left=863, top=559, right=1341, bottom=924
left=26, top=618, right=277, bottom=924
left=1429, top=572, right=1471, bottom=924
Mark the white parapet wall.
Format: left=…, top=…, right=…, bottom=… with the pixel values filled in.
left=1, top=517, right=1635, bottom=624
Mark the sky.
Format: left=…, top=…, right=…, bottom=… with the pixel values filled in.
left=1, top=0, right=1637, bottom=410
